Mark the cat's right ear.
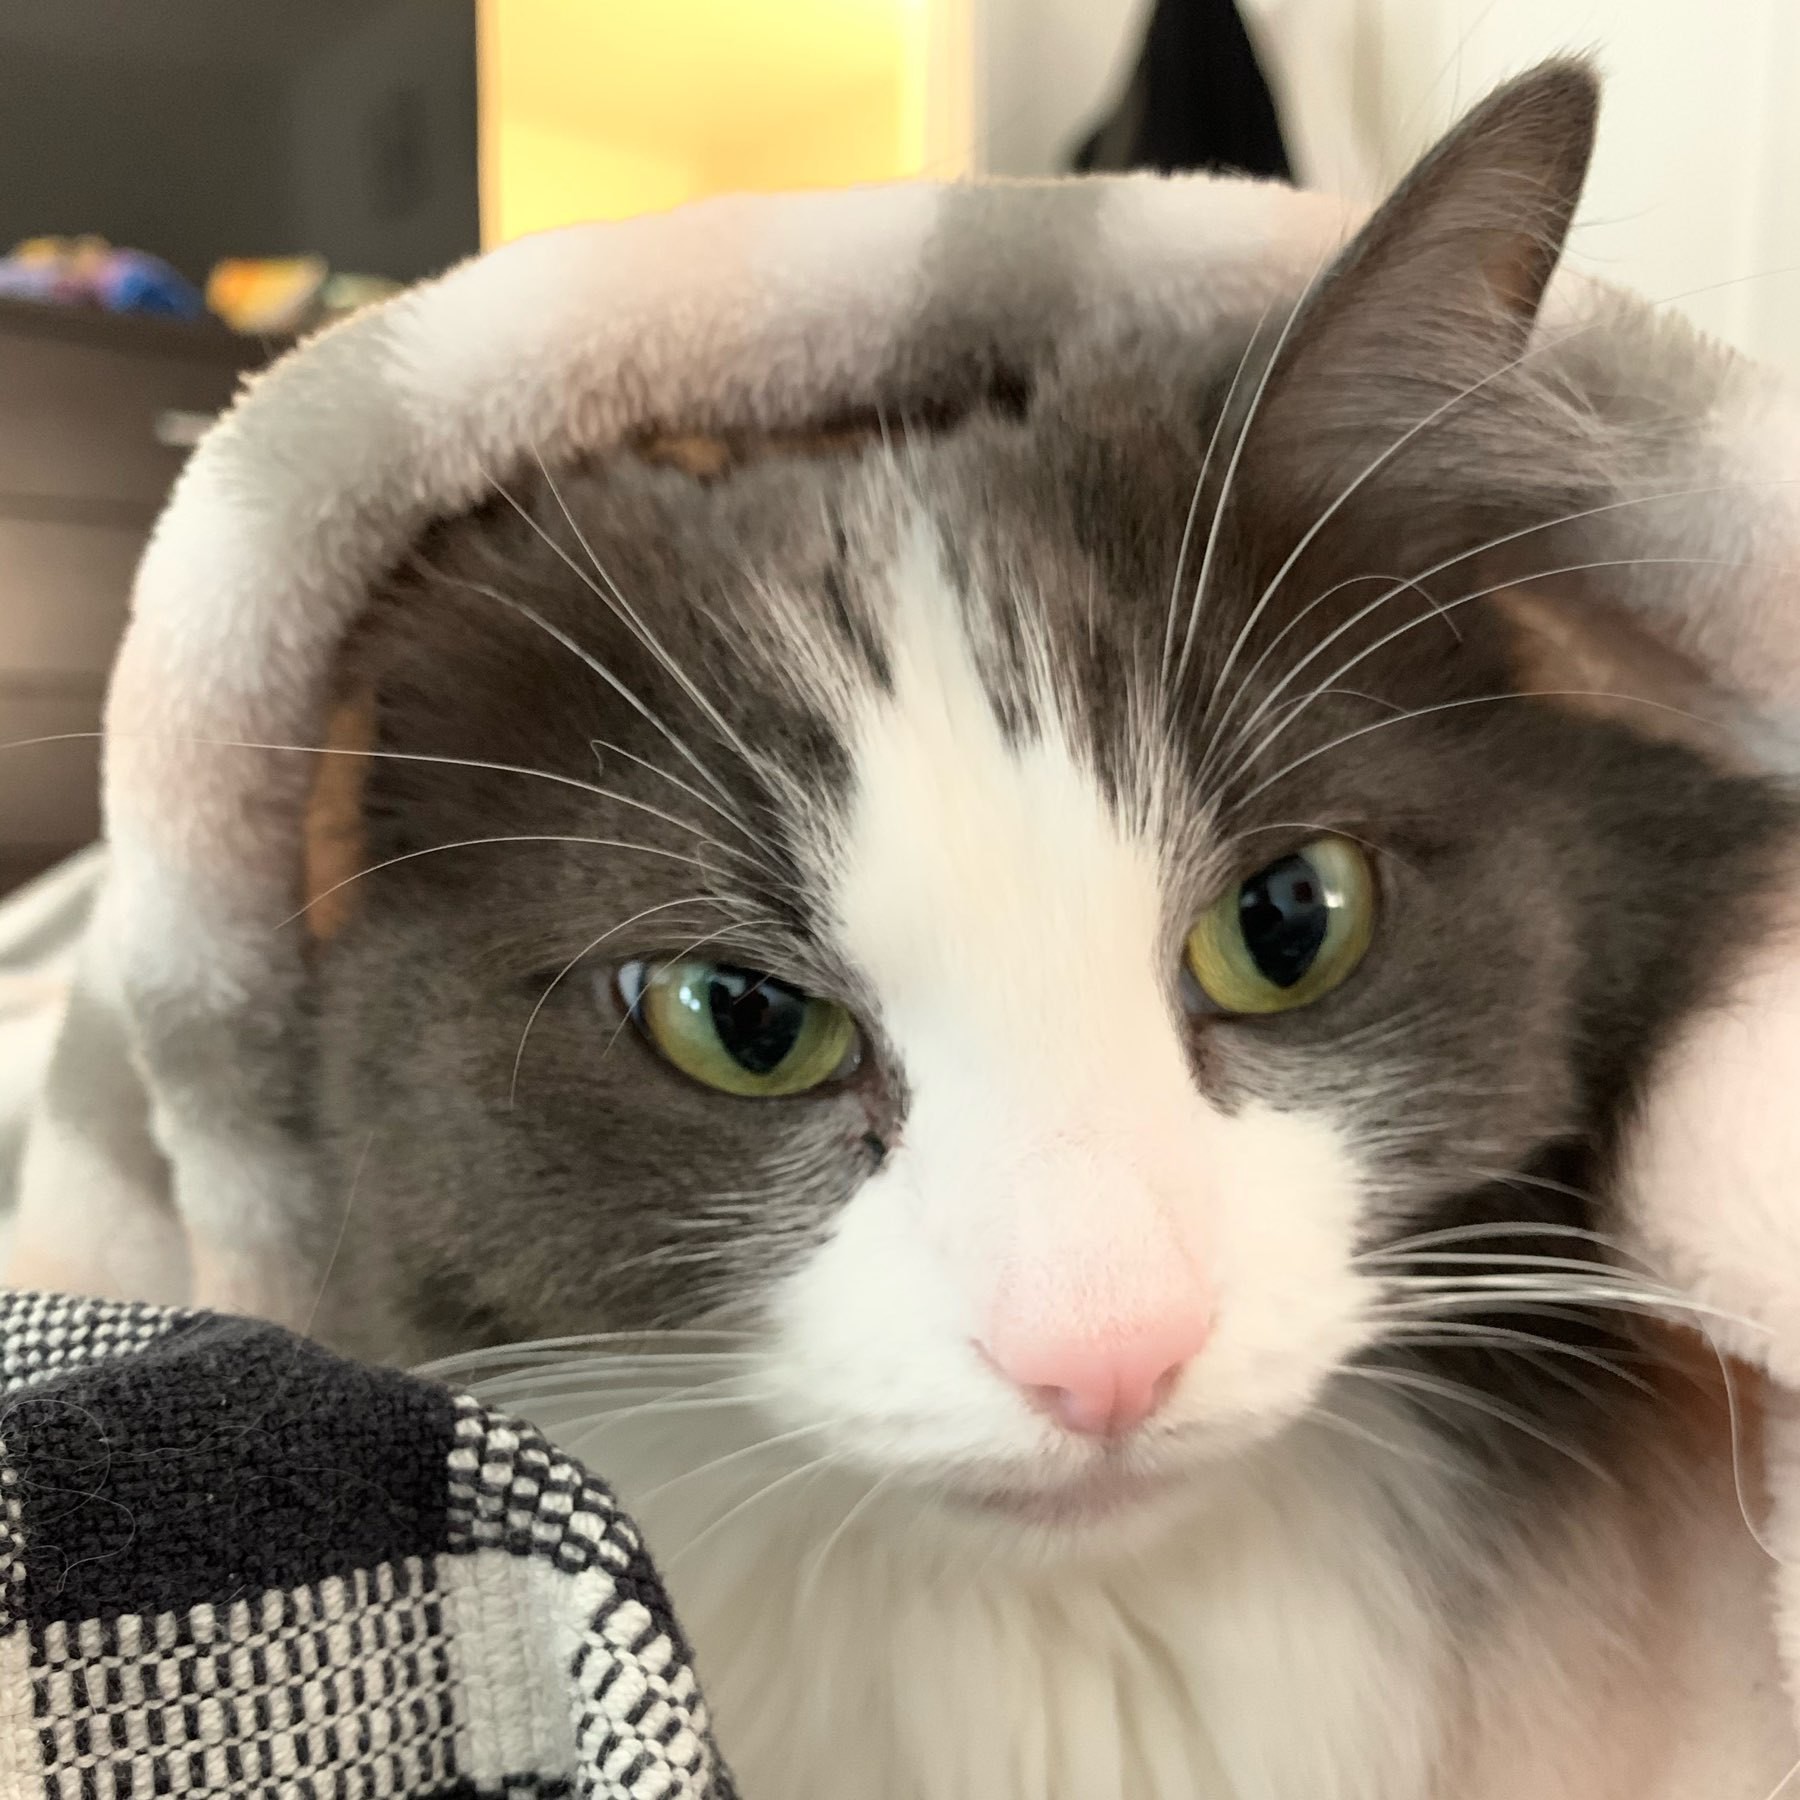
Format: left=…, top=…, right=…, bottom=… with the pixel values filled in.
left=1291, top=59, right=1596, bottom=367
left=1247, top=60, right=1601, bottom=541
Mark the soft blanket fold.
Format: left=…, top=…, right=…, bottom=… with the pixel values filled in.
left=6, top=161, right=1800, bottom=1764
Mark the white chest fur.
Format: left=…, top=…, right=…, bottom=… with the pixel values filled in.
left=614, top=1416, right=1452, bottom=1800
left=574, top=1395, right=1795, bottom=1800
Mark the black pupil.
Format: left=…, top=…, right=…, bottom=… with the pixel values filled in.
left=706, top=965, right=808, bottom=1074
left=1237, top=853, right=1331, bottom=989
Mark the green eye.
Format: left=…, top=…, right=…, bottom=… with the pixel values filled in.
left=621, top=958, right=861, bottom=1097
left=1184, top=835, right=1375, bottom=1015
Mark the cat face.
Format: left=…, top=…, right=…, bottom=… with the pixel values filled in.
left=307, top=66, right=1793, bottom=1536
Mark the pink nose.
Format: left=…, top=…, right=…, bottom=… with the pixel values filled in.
left=980, top=1314, right=1213, bottom=1437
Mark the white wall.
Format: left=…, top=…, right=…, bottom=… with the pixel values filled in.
left=1246, top=0, right=1800, bottom=372
left=974, top=0, right=1800, bottom=372
left=973, top=0, right=1149, bottom=176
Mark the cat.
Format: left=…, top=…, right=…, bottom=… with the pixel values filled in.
left=302, top=63, right=1800, bottom=1799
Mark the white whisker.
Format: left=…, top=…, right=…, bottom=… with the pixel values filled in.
left=1371, top=1320, right=1657, bottom=1397
left=799, top=1465, right=908, bottom=1611
left=508, top=897, right=779, bottom=1106
left=588, top=732, right=776, bottom=850
left=1225, top=685, right=1720, bottom=816
left=664, top=1450, right=850, bottom=1574
left=1173, top=257, right=1339, bottom=689
left=1339, top=1362, right=1611, bottom=1480
left=1201, top=471, right=1800, bottom=769
left=433, top=560, right=751, bottom=819
left=1160, top=303, right=1276, bottom=687
left=1361, top=1251, right=1622, bottom=1277
left=1368, top=1217, right=1627, bottom=1259
left=1199, top=297, right=1654, bottom=758
left=1214, top=554, right=1765, bottom=791
left=1304, top=1402, right=1465, bottom=1478
left=275, top=832, right=714, bottom=933
left=526, top=453, right=793, bottom=808
left=1373, top=1280, right=1766, bottom=1337
left=417, top=1330, right=755, bottom=1381
left=625, top=1421, right=832, bottom=1511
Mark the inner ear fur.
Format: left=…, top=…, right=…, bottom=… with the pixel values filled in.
left=1241, top=61, right=1605, bottom=561
left=1496, top=584, right=1751, bottom=768
left=1280, top=59, right=1599, bottom=384
left=301, top=687, right=377, bottom=943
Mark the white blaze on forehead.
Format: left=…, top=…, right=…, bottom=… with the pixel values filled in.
left=829, top=520, right=1170, bottom=1088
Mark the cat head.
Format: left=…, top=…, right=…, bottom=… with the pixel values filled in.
left=307, top=63, right=1795, bottom=1537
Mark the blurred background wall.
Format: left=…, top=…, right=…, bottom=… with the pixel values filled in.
left=974, top=0, right=1800, bottom=371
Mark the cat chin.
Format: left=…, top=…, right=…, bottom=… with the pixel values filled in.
left=803, top=1415, right=1312, bottom=1569
left=931, top=1466, right=1221, bottom=1562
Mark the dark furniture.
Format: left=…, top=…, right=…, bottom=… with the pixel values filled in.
left=0, top=298, right=264, bottom=890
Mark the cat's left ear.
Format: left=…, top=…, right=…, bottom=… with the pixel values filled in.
left=1249, top=59, right=1600, bottom=537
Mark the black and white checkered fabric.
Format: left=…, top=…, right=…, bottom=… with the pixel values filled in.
left=0, top=1290, right=733, bottom=1798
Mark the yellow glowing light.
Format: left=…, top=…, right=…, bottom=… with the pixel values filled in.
left=479, top=0, right=971, bottom=244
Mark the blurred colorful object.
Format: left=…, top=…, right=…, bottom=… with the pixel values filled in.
left=205, top=256, right=325, bottom=334
left=0, top=236, right=206, bottom=319
left=207, top=258, right=401, bottom=334
left=0, top=238, right=400, bottom=336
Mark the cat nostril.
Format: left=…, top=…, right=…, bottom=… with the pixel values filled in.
left=1023, top=1363, right=1187, bottom=1438
left=978, top=1324, right=1209, bottom=1439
